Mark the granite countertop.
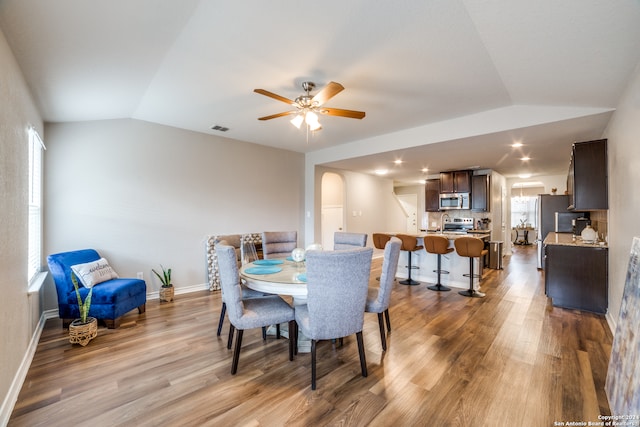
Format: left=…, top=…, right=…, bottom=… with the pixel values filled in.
left=543, top=232, right=608, bottom=249
left=423, top=231, right=491, bottom=240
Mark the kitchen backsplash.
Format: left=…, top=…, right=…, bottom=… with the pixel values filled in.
left=589, top=210, right=608, bottom=242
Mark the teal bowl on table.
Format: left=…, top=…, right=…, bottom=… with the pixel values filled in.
left=253, top=259, right=284, bottom=266
left=244, top=266, right=282, bottom=275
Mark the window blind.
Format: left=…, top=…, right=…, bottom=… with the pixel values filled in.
left=28, top=127, right=44, bottom=283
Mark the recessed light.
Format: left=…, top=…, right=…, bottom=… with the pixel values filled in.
left=512, top=142, right=523, bottom=148
left=374, top=169, right=388, bottom=175
left=394, top=160, right=403, bottom=165
left=421, top=168, right=429, bottom=173
left=519, top=173, right=532, bottom=179
left=520, top=156, right=531, bottom=161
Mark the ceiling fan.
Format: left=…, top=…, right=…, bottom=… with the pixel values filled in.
left=254, top=81, right=365, bottom=131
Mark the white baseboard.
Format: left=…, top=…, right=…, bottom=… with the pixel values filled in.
left=0, top=309, right=54, bottom=427
left=147, top=283, right=210, bottom=299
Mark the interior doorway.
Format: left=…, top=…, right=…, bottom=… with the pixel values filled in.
left=321, top=172, right=345, bottom=249
left=397, top=193, right=418, bottom=234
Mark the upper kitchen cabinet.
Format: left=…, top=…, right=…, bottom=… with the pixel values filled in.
left=440, top=170, right=471, bottom=194
left=471, top=174, right=490, bottom=212
left=425, top=179, right=440, bottom=212
left=567, top=139, right=608, bottom=210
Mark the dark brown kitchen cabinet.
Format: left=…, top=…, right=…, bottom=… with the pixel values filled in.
left=425, top=179, right=440, bottom=212
left=544, top=244, right=608, bottom=314
left=440, top=170, right=471, bottom=194
left=471, top=174, right=490, bottom=212
left=567, top=139, right=608, bottom=210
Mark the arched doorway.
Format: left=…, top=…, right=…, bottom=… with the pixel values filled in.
left=321, top=172, right=345, bottom=250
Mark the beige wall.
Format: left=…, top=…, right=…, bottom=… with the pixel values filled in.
left=316, top=166, right=404, bottom=244
left=604, top=63, right=640, bottom=328
left=43, top=119, right=305, bottom=304
left=0, top=28, right=43, bottom=416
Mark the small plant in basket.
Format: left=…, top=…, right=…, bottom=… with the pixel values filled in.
left=72, top=272, right=93, bottom=324
left=153, top=265, right=174, bottom=302
left=69, top=273, right=98, bottom=346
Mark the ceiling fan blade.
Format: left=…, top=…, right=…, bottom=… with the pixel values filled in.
left=319, top=107, right=366, bottom=119
left=254, top=89, right=296, bottom=105
left=258, top=110, right=298, bottom=121
left=312, top=81, right=344, bottom=106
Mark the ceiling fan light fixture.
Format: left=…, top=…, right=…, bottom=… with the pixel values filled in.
left=255, top=81, right=364, bottom=136
left=305, top=111, right=321, bottom=131
left=290, top=114, right=304, bottom=129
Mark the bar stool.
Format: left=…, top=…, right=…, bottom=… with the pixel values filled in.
left=423, top=235, right=454, bottom=292
left=372, top=233, right=392, bottom=251
left=454, top=236, right=488, bottom=298
left=396, top=234, right=423, bottom=286
left=372, top=233, right=392, bottom=281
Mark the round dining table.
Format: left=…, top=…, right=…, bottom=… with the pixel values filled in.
left=239, top=258, right=308, bottom=303
left=239, top=258, right=311, bottom=352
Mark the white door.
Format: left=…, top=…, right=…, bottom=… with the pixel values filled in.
left=397, top=194, right=418, bottom=234
left=321, top=206, right=343, bottom=249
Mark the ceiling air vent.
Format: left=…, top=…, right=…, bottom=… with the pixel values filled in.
left=211, top=125, right=229, bottom=132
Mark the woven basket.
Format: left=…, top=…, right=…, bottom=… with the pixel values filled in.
left=159, top=286, right=174, bottom=302
left=69, top=317, right=98, bottom=346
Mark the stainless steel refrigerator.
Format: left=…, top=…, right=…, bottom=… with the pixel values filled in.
left=536, top=194, right=570, bottom=269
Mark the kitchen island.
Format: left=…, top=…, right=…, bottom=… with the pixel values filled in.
left=543, top=232, right=608, bottom=314
left=390, top=231, right=491, bottom=291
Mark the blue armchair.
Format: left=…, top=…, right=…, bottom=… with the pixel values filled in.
left=47, top=249, right=147, bottom=329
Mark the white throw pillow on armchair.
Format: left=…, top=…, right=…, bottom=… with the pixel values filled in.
left=71, top=257, right=119, bottom=288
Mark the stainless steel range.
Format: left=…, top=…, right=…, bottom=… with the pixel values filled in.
left=443, top=217, right=474, bottom=233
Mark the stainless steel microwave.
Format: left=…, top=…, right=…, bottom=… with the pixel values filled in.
left=439, top=193, right=470, bottom=210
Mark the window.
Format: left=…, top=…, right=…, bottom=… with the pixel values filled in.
left=511, top=196, right=536, bottom=228
left=28, top=127, right=45, bottom=283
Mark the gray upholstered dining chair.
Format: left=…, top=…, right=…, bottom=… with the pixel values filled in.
left=262, top=231, right=298, bottom=259
left=215, top=238, right=267, bottom=338
left=333, top=231, right=368, bottom=250
left=295, top=247, right=373, bottom=390
left=365, top=237, right=401, bottom=351
left=217, top=244, right=296, bottom=374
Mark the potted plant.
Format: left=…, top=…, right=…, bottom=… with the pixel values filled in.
left=153, top=265, right=174, bottom=302
left=69, top=273, right=98, bottom=346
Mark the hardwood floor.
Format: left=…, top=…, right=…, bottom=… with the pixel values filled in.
left=10, top=245, right=612, bottom=426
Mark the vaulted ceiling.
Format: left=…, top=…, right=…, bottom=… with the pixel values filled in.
left=2, top=0, right=639, bottom=183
